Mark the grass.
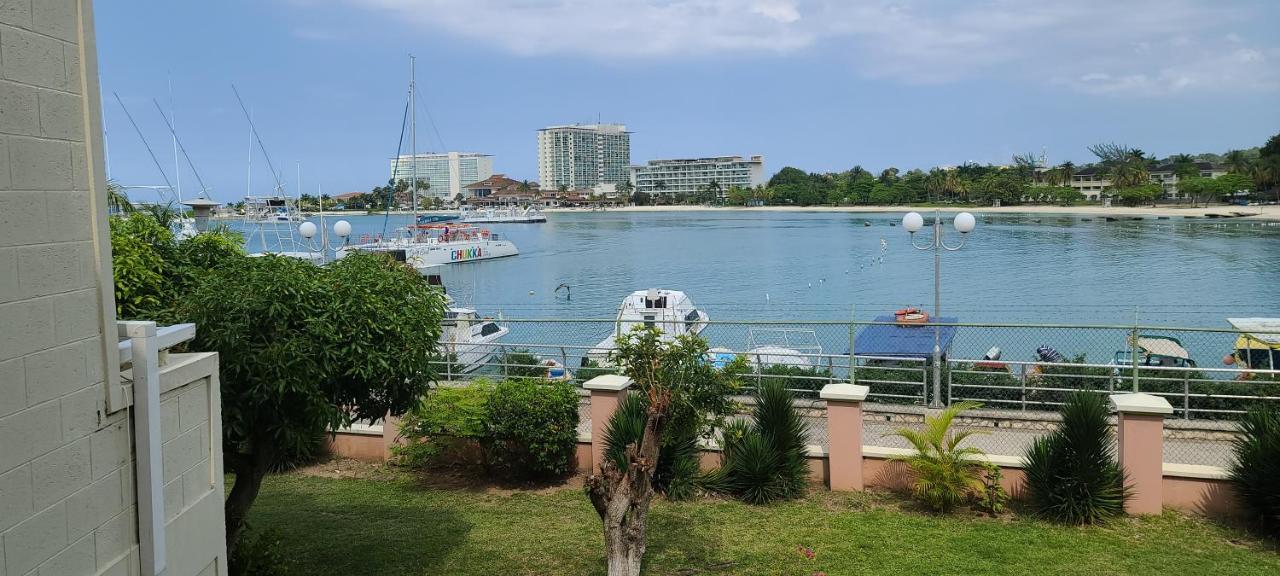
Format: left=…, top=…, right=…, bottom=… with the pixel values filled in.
left=245, top=465, right=1278, bottom=575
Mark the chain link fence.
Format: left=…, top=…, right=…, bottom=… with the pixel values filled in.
left=432, top=318, right=1280, bottom=467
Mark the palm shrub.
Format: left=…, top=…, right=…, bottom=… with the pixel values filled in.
left=602, top=393, right=706, bottom=500
left=1228, top=406, right=1280, bottom=536
left=1023, top=392, right=1130, bottom=524
left=704, top=380, right=810, bottom=504
left=888, top=400, right=986, bottom=512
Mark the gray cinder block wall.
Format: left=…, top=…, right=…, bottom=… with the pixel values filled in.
left=1, top=2, right=227, bottom=575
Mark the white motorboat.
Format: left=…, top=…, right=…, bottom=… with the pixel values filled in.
left=588, top=289, right=709, bottom=362
left=337, top=223, right=518, bottom=273
left=440, top=303, right=509, bottom=373
left=459, top=205, right=546, bottom=223
left=744, top=328, right=822, bottom=369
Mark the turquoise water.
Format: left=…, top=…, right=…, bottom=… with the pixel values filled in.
left=231, top=210, right=1280, bottom=327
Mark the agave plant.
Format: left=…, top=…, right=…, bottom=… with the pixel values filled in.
left=702, top=380, right=810, bottom=504
left=1228, top=406, right=1280, bottom=536
left=1023, top=392, right=1129, bottom=524
left=887, top=400, right=986, bottom=512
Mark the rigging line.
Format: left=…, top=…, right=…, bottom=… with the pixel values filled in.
left=112, top=92, right=175, bottom=200
left=230, top=84, right=285, bottom=194
left=152, top=98, right=210, bottom=197
left=416, top=93, right=447, bottom=152
left=382, top=93, right=412, bottom=238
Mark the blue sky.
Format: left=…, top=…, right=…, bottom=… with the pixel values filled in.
left=97, top=0, right=1280, bottom=203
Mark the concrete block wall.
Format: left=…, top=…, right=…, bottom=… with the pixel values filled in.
left=1, top=2, right=227, bottom=575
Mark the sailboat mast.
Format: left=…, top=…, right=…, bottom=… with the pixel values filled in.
left=409, top=55, right=418, bottom=225
left=168, top=75, right=183, bottom=203
left=246, top=109, right=253, bottom=198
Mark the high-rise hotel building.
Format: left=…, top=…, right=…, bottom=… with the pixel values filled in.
left=389, top=152, right=494, bottom=200
left=537, top=124, right=631, bottom=190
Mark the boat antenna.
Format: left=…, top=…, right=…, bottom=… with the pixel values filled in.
left=151, top=98, right=211, bottom=198
left=112, top=92, right=175, bottom=202
left=231, top=84, right=285, bottom=195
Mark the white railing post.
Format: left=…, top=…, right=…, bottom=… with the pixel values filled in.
left=119, top=320, right=168, bottom=576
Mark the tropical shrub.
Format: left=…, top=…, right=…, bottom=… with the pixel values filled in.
left=484, top=378, right=580, bottom=480
left=1228, top=406, right=1280, bottom=537
left=888, top=401, right=987, bottom=512
left=976, top=462, right=1009, bottom=516
left=108, top=213, right=244, bottom=319
left=758, top=364, right=832, bottom=394
left=177, top=252, right=446, bottom=550
left=1023, top=392, right=1129, bottom=524
left=228, top=526, right=292, bottom=576
left=600, top=329, right=743, bottom=499
left=704, top=380, right=810, bottom=504
left=499, top=349, right=548, bottom=378
left=395, top=382, right=494, bottom=468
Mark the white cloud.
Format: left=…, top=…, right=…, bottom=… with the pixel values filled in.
left=334, top=0, right=1279, bottom=95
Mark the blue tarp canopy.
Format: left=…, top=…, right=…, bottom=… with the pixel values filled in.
left=853, top=316, right=958, bottom=359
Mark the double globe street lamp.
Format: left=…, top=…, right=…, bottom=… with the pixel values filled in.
left=298, top=219, right=353, bottom=263
left=902, top=209, right=976, bottom=408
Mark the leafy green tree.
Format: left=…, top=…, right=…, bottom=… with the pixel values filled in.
left=1111, top=183, right=1162, bottom=206
left=588, top=327, right=742, bottom=576
left=176, top=252, right=447, bottom=551
left=1178, top=176, right=1219, bottom=207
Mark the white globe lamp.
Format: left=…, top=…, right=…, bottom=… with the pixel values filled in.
left=953, top=212, right=976, bottom=234
left=902, top=211, right=924, bottom=233
left=334, top=220, right=352, bottom=238
left=298, top=221, right=317, bottom=239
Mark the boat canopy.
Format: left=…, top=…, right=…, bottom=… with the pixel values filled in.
left=1135, top=336, right=1191, bottom=360
left=1227, top=318, right=1280, bottom=348
left=854, top=316, right=958, bottom=359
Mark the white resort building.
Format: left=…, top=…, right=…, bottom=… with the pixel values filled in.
left=1069, top=162, right=1227, bottom=201
left=630, top=156, right=766, bottom=199
left=390, top=152, right=494, bottom=200
left=537, top=124, right=631, bottom=190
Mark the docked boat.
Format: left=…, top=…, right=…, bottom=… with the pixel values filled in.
left=745, top=328, right=822, bottom=369
left=440, top=299, right=509, bottom=373
left=1111, top=334, right=1197, bottom=372
left=587, top=289, right=709, bottom=362
left=417, top=213, right=460, bottom=225
left=337, top=223, right=518, bottom=273
left=1224, top=318, right=1280, bottom=372
left=460, top=205, right=546, bottom=223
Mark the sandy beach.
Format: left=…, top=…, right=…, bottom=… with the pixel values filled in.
left=543, top=203, right=1280, bottom=220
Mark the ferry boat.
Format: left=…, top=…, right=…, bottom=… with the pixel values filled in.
left=587, top=289, right=709, bottom=363
left=460, top=205, right=546, bottom=223
left=337, top=223, right=518, bottom=273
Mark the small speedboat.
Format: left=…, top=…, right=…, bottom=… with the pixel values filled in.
left=587, top=289, right=709, bottom=363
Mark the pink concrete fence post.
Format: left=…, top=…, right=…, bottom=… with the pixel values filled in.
left=821, top=383, right=870, bottom=491
left=584, top=375, right=633, bottom=472
left=1110, top=393, right=1173, bottom=515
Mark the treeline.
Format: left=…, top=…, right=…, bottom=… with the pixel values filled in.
left=708, top=131, right=1280, bottom=208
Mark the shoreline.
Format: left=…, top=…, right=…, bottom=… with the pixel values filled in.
left=543, top=204, right=1280, bottom=220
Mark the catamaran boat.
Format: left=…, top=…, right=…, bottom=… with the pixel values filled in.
left=587, top=289, right=709, bottom=363
left=337, top=223, right=518, bottom=273
left=460, top=205, right=547, bottom=224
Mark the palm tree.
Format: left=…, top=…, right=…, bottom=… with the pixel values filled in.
left=705, top=180, right=721, bottom=204
left=106, top=179, right=135, bottom=214
left=925, top=168, right=947, bottom=202
left=1224, top=149, right=1252, bottom=174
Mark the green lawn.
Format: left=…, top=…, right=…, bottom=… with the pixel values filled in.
left=246, top=468, right=1278, bottom=575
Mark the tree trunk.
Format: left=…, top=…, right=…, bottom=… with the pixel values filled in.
left=224, top=448, right=272, bottom=558
left=587, top=391, right=669, bottom=576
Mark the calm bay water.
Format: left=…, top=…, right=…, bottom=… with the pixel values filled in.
left=231, top=210, right=1280, bottom=328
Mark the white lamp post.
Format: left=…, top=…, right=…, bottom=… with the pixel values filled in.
left=298, top=219, right=352, bottom=263
left=902, top=209, right=975, bottom=407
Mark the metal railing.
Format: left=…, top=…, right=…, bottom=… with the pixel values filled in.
left=430, top=318, right=1280, bottom=418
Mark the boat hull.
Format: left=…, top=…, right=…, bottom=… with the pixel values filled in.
left=337, top=239, right=518, bottom=273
